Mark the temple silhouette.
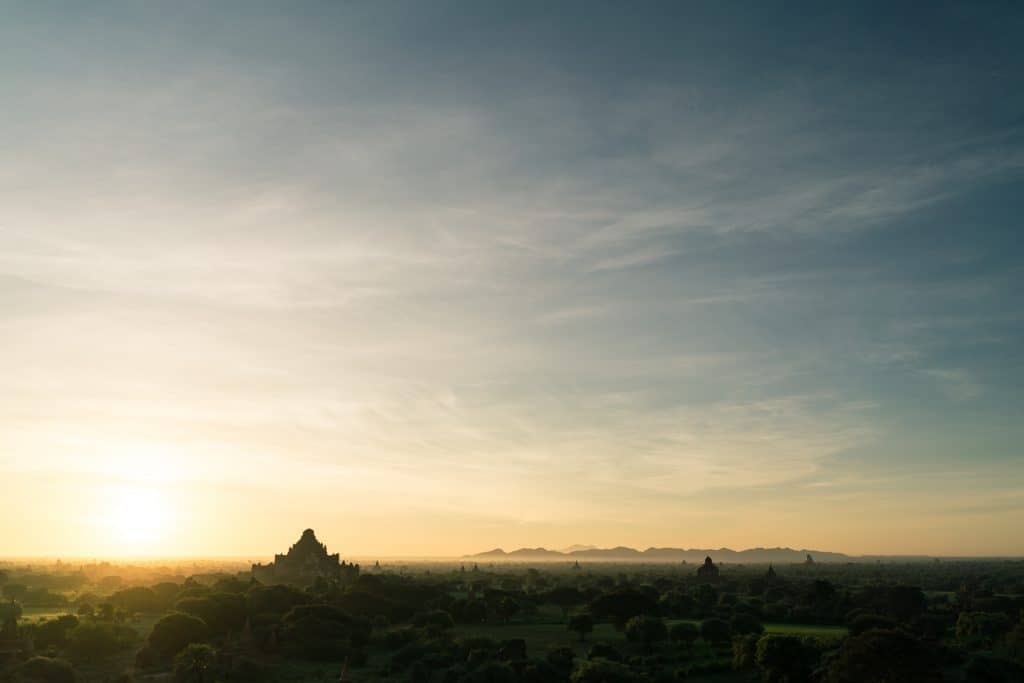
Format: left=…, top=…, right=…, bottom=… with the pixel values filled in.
left=696, top=555, right=720, bottom=582
left=252, top=529, right=359, bottom=584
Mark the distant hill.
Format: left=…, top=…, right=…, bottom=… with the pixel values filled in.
left=466, top=545, right=858, bottom=563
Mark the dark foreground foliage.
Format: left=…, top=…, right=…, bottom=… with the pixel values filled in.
left=2, top=557, right=1024, bottom=681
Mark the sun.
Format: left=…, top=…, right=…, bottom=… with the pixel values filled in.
left=99, top=486, right=173, bottom=552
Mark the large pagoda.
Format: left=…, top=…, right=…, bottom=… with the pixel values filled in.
left=252, top=529, right=359, bottom=585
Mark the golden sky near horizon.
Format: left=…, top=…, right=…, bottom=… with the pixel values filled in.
left=3, top=4, right=1024, bottom=559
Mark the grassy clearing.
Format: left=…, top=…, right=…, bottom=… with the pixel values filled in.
left=17, top=606, right=77, bottom=623
left=452, top=619, right=846, bottom=654
left=665, top=619, right=846, bottom=639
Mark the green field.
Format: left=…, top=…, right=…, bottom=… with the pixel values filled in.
left=450, top=618, right=846, bottom=666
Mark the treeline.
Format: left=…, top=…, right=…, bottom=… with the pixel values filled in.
left=2, top=561, right=1024, bottom=681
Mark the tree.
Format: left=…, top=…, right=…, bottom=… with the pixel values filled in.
left=568, top=614, right=594, bottom=642
left=461, top=661, right=517, bottom=683
left=175, top=593, right=247, bottom=636
left=279, top=604, right=372, bottom=661
left=246, top=584, right=308, bottom=616
left=1006, top=616, right=1024, bottom=662
left=756, top=635, right=816, bottom=683
left=1, top=600, right=22, bottom=638
left=495, top=597, right=519, bottom=623
left=66, top=622, right=134, bottom=663
left=32, top=615, right=79, bottom=649
left=669, top=621, right=699, bottom=650
left=957, top=611, right=1012, bottom=648
left=823, top=629, right=941, bottom=683
left=964, top=653, right=1024, bottom=682
left=886, top=586, right=927, bottom=621
left=700, top=618, right=732, bottom=646
left=148, top=612, right=209, bottom=659
left=730, top=613, right=765, bottom=636
left=693, top=584, right=717, bottom=614
left=848, top=613, right=899, bottom=635
left=624, top=615, right=667, bottom=653
left=173, top=643, right=219, bottom=683
left=3, top=583, right=27, bottom=602
left=13, top=657, right=77, bottom=683
left=412, top=610, right=455, bottom=630
left=733, top=634, right=759, bottom=671
left=589, top=590, right=658, bottom=629
left=546, top=587, right=584, bottom=621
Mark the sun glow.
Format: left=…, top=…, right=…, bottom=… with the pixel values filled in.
left=98, top=486, right=173, bottom=553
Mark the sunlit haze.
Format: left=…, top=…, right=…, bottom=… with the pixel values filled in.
left=2, top=2, right=1023, bottom=560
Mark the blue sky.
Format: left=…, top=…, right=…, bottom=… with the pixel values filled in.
left=1, top=1, right=1022, bottom=556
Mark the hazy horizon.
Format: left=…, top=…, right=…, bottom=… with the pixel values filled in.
left=3, top=2, right=1023, bottom=559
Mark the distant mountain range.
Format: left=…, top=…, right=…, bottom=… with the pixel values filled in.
left=465, top=546, right=897, bottom=563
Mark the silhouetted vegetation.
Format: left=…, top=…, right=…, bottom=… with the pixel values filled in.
left=3, top=545, right=1024, bottom=681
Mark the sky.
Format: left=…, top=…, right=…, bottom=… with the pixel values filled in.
left=1, top=1, right=1023, bottom=559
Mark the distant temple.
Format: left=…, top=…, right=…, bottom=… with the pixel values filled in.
left=696, top=556, right=720, bottom=582
left=252, top=529, right=359, bottom=585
